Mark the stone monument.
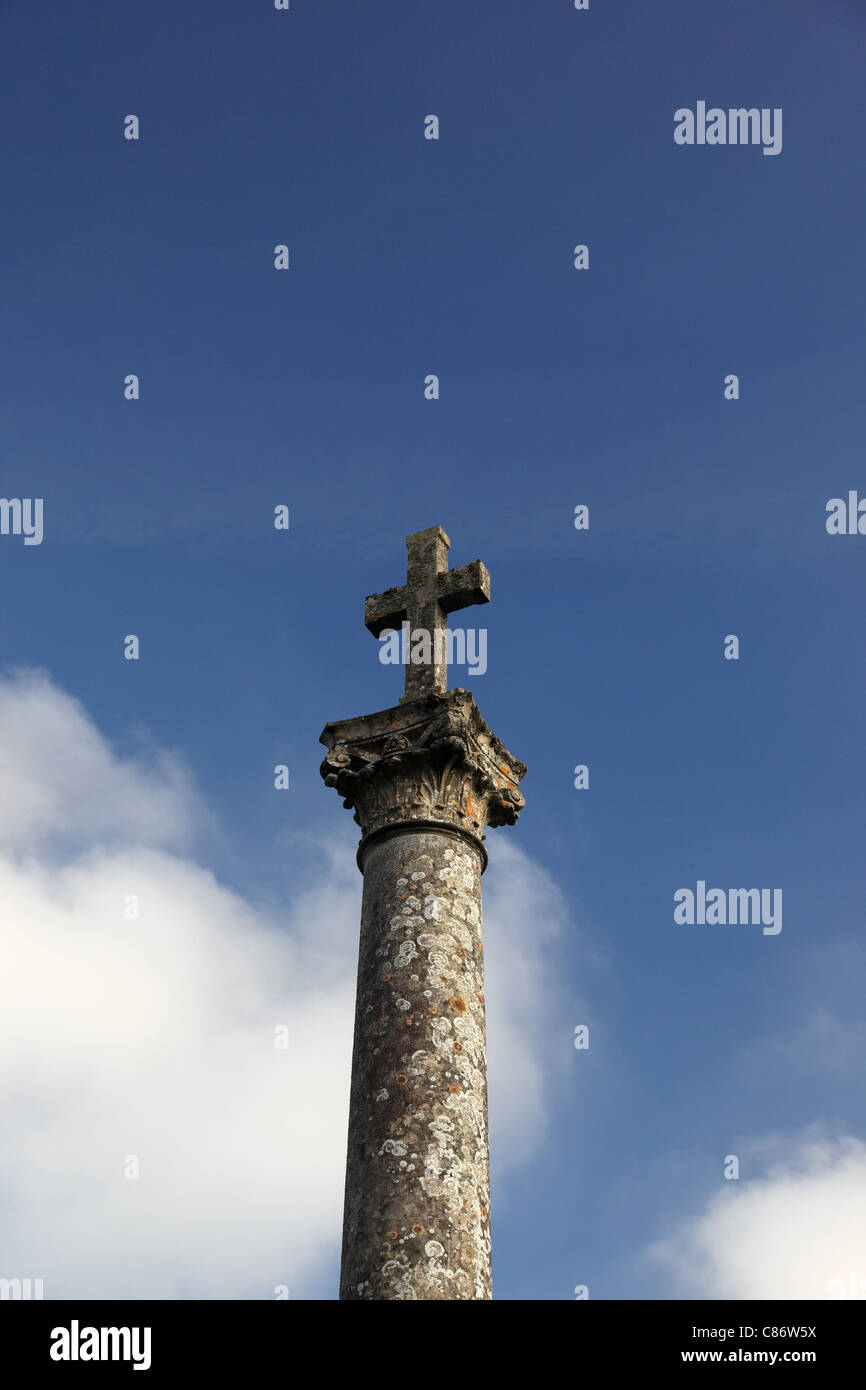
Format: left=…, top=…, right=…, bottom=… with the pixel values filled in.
left=320, top=525, right=526, bottom=1300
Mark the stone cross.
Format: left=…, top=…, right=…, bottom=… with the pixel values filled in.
left=364, top=524, right=490, bottom=700
left=320, top=525, right=526, bottom=1300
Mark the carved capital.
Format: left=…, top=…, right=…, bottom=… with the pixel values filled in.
left=319, top=689, right=526, bottom=860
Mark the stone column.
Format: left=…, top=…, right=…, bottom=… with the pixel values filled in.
left=320, top=688, right=526, bottom=1301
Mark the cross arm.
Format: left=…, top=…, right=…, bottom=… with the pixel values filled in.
left=364, top=584, right=409, bottom=637
left=436, top=560, right=490, bottom=614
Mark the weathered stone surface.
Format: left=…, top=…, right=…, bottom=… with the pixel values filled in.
left=320, top=688, right=526, bottom=862
left=320, top=526, right=526, bottom=1301
left=339, top=829, right=490, bottom=1300
left=364, top=524, right=490, bottom=701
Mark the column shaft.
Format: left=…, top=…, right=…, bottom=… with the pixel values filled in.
left=339, top=828, right=491, bottom=1301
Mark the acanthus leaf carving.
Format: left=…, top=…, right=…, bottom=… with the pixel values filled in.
left=319, top=689, right=526, bottom=850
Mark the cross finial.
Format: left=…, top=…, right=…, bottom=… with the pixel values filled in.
left=364, top=525, right=490, bottom=701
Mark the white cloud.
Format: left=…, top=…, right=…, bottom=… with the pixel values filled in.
left=0, top=670, right=569, bottom=1298
left=649, top=1129, right=866, bottom=1299
left=485, top=838, right=573, bottom=1171
left=0, top=669, right=201, bottom=855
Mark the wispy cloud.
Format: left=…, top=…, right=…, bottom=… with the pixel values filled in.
left=648, top=1127, right=866, bottom=1299
left=0, top=671, right=571, bottom=1297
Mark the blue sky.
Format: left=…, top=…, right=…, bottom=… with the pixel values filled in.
left=2, top=0, right=865, bottom=1300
